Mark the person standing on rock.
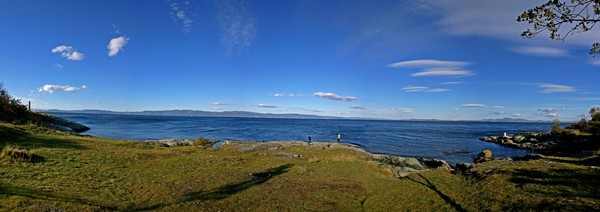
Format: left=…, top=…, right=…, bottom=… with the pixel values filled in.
left=308, top=134, right=312, bottom=144
left=337, top=133, right=341, bottom=142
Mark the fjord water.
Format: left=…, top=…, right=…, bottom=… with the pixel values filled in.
left=51, top=113, right=548, bottom=164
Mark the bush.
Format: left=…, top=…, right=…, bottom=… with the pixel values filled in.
left=1, top=145, right=35, bottom=162
left=551, top=119, right=562, bottom=135
left=0, top=83, right=29, bottom=124
left=192, top=137, right=214, bottom=147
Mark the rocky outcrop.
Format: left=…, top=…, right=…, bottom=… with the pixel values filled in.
left=142, top=139, right=196, bottom=147
left=475, top=150, right=493, bottom=163
left=419, top=158, right=452, bottom=170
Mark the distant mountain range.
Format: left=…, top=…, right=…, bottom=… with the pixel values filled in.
left=39, top=109, right=550, bottom=123
left=40, top=109, right=344, bottom=120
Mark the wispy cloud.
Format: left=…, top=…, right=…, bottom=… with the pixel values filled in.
left=38, top=84, right=87, bottom=94
left=537, top=83, right=575, bottom=93
left=313, top=92, right=358, bottom=102
left=107, top=36, right=129, bottom=57
left=425, top=88, right=450, bottom=92
left=169, top=0, right=195, bottom=32
left=590, top=60, right=600, bottom=66
left=510, top=46, right=568, bottom=57
left=388, top=60, right=470, bottom=68
left=257, top=104, right=277, bottom=108
left=402, top=86, right=449, bottom=92
left=411, top=69, right=473, bottom=77
left=492, top=111, right=505, bottom=115
left=538, top=108, right=559, bottom=117
left=390, top=108, right=414, bottom=113
left=462, top=104, right=485, bottom=107
left=211, top=102, right=228, bottom=105
left=272, top=93, right=309, bottom=97
left=54, top=63, right=63, bottom=69
left=512, top=113, right=524, bottom=118
left=440, top=81, right=463, bottom=85
left=491, top=106, right=505, bottom=109
left=402, top=86, right=428, bottom=92
left=349, top=106, right=367, bottom=110
left=216, top=0, right=257, bottom=54
left=390, top=59, right=474, bottom=78
left=51, top=45, right=85, bottom=61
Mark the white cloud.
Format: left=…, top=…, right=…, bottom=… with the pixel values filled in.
left=216, top=0, right=257, bottom=54
left=388, top=60, right=470, bottom=68
left=492, top=111, right=505, bottom=115
left=107, top=36, right=129, bottom=57
left=54, top=63, right=63, bottom=69
left=440, top=81, right=463, bottom=85
left=411, top=69, right=473, bottom=77
left=51, top=45, right=85, bottom=61
left=212, top=102, right=228, bottom=105
left=453, top=107, right=459, bottom=111
left=390, top=108, right=414, bottom=113
left=425, top=88, right=450, bottom=92
left=462, top=104, right=485, bottom=107
left=403, top=86, right=449, bottom=92
left=402, top=86, right=428, bottom=92
left=424, top=0, right=600, bottom=46
left=38, top=84, right=87, bottom=94
left=170, top=1, right=195, bottom=32
left=273, top=94, right=285, bottom=97
left=313, top=92, right=358, bottom=102
left=537, top=83, right=575, bottom=93
left=512, top=113, right=524, bottom=118
left=257, top=104, right=277, bottom=108
left=590, top=60, right=600, bottom=66
left=537, top=108, right=560, bottom=117
left=491, top=106, right=505, bottom=109
left=510, top=46, right=568, bottom=57
left=349, top=106, right=367, bottom=110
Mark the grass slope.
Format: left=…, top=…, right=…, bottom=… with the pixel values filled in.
left=1, top=123, right=599, bottom=211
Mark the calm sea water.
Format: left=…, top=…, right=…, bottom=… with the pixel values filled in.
left=50, top=112, right=550, bottom=164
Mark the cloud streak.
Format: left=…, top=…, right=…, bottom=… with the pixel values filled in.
left=411, top=69, right=473, bottom=77
left=51, top=45, right=85, bottom=61
left=257, top=104, right=277, bottom=108
left=107, top=36, right=129, bottom=57
left=537, top=83, right=575, bottom=93
left=388, top=59, right=470, bottom=68
left=38, top=84, right=87, bottom=94
left=169, top=0, right=195, bottom=32
left=216, top=0, right=257, bottom=54
left=313, top=92, right=358, bottom=102
left=462, top=104, right=485, bottom=107
left=510, top=46, right=568, bottom=57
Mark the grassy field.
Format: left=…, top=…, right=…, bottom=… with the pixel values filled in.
left=1, top=123, right=599, bottom=211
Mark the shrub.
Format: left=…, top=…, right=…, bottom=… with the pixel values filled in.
left=551, top=119, right=562, bottom=135
left=0, top=83, right=29, bottom=124
left=192, top=137, right=213, bottom=147
left=1, top=145, right=35, bottom=162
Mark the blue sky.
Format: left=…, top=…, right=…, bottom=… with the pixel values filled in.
left=1, top=0, right=599, bottom=121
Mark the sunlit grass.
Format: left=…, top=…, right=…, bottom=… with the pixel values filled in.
left=0, top=123, right=598, bottom=210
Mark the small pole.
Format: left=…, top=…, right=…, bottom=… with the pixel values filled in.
left=28, top=101, right=31, bottom=111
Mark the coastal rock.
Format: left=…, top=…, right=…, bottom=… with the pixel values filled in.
left=371, top=154, right=424, bottom=170
left=493, top=157, right=513, bottom=162
left=479, top=150, right=492, bottom=159
left=419, top=158, right=452, bottom=170
left=513, top=135, right=525, bottom=142
left=475, top=150, right=493, bottom=163
left=142, top=139, right=195, bottom=147
left=390, top=167, right=423, bottom=178
left=455, top=163, right=473, bottom=173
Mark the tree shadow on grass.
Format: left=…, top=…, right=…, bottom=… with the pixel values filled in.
left=407, top=173, right=466, bottom=212
left=0, top=183, right=116, bottom=210
left=505, top=168, right=600, bottom=210
left=1, top=124, right=87, bottom=150
left=509, top=168, right=600, bottom=199
left=136, top=164, right=293, bottom=210
left=185, top=164, right=293, bottom=201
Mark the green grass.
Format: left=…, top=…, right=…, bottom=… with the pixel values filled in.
left=0, top=123, right=599, bottom=211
